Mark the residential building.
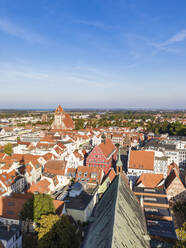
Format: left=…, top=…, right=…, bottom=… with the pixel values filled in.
left=86, top=139, right=116, bottom=174
left=0, top=193, right=32, bottom=226
left=165, top=168, right=186, bottom=203
left=98, top=168, right=116, bottom=196
left=134, top=187, right=177, bottom=246
left=0, top=224, right=22, bottom=248
left=65, top=150, right=84, bottom=169
left=127, top=150, right=168, bottom=182
left=75, top=166, right=104, bottom=186
left=65, top=182, right=98, bottom=222
left=43, top=160, right=70, bottom=187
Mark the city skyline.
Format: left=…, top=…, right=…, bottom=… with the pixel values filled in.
left=1, top=0, right=186, bottom=109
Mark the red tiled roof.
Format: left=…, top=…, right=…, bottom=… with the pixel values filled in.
left=108, top=168, right=116, bottom=182
left=44, top=160, right=67, bottom=176
left=36, top=142, right=54, bottom=149
left=0, top=170, right=18, bottom=187
left=53, top=200, right=65, bottom=215
left=28, top=179, right=50, bottom=194
left=136, top=173, right=164, bottom=188
left=98, top=139, right=116, bottom=158
left=129, top=150, right=154, bottom=170
left=0, top=153, right=6, bottom=160
left=11, top=154, right=24, bottom=162
left=63, top=113, right=74, bottom=129
left=42, top=153, right=54, bottom=161
left=0, top=193, right=32, bottom=220
left=73, top=151, right=84, bottom=161
left=76, top=166, right=103, bottom=185
left=67, top=168, right=77, bottom=175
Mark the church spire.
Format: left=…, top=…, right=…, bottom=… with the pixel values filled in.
left=55, top=105, right=64, bottom=113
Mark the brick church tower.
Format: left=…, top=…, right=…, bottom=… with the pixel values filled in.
left=51, top=105, right=74, bottom=130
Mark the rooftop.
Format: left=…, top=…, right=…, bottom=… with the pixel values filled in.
left=0, top=224, right=21, bottom=241
left=147, top=220, right=177, bottom=240
left=65, top=186, right=97, bottom=211
left=82, top=175, right=150, bottom=248
left=129, top=150, right=154, bottom=170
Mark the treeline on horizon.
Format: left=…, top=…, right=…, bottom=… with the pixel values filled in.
left=75, top=113, right=186, bottom=136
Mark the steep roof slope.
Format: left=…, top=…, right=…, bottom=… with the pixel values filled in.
left=98, top=139, right=116, bottom=158
left=129, top=150, right=154, bottom=170
left=136, top=173, right=164, bottom=188
left=63, top=113, right=74, bottom=129
left=82, top=175, right=150, bottom=248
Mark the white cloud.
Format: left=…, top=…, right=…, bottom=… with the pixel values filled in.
left=75, top=19, right=114, bottom=30
left=166, top=30, right=186, bottom=44
left=149, top=29, right=186, bottom=52
left=0, top=18, right=45, bottom=43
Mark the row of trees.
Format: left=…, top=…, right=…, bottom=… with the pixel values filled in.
left=17, top=120, right=53, bottom=127
left=74, top=116, right=186, bottom=136
left=146, top=121, right=186, bottom=136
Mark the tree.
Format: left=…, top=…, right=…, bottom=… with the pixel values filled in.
left=115, top=143, right=120, bottom=149
left=75, top=119, right=85, bottom=130
left=4, top=143, right=13, bottom=156
left=20, top=194, right=56, bottom=222
left=36, top=214, right=82, bottom=248
left=175, top=222, right=186, bottom=248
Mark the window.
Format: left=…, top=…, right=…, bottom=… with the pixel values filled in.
left=8, top=202, right=14, bottom=206
left=144, top=197, right=157, bottom=202
left=6, top=210, right=14, bottom=215
left=144, top=188, right=155, bottom=192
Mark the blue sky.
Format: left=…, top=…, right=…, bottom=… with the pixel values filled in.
left=0, top=0, right=186, bottom=109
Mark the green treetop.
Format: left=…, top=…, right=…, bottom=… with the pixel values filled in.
left=20, top=194, right=56, bottom=223
left=4, top=143, right=13, bottom=156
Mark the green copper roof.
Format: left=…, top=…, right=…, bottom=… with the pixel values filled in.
left=82, top=175, right=150, bottom=248
left=116, top=149, right=122, bottom=167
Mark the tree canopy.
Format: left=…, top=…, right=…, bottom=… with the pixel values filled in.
left=75, top=119, right=85, bottom=130
left=20, top=194, right=55, bottom=222
left=175, top=222, right=186, bottom=248
left=146, top=121, right=186, bottom=136
left=4, top=143, right=13, bottom=156
left=36, top=214, right=82, bottom=248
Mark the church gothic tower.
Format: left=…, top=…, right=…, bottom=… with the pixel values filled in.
left=51, top=105, right=74, bottom=130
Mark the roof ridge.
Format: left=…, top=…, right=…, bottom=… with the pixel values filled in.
left=111, top=175, right=120, bottom=247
